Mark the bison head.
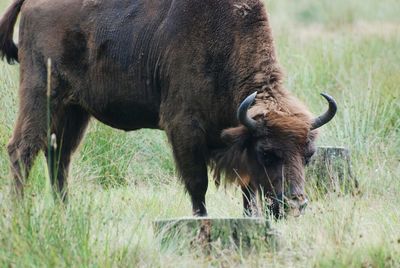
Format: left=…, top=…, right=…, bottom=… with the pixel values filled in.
left=217, top=92, right=337, bottom=218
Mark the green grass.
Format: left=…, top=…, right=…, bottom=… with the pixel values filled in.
left=1, top=0, right=400, bottom=267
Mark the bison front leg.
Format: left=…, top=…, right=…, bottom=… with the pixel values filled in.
left=167, top=124, right=208, bottom=216
left=185, top=166, right=208, bottom=217
left=242, top=185, right=260, bottom=217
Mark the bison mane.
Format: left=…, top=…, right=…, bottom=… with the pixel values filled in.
left=210, top=126, right=251, bottom=187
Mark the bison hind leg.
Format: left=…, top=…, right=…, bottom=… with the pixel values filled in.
left=7, top=91, right=48, bottom=197
left=8, top=68, right=89, bottom=201
left=7, top=139, right=45, bottom=197
left=45, top=105, right=90, bottom=201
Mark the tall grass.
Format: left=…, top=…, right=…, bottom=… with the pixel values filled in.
left=0, top=0, right=399, bottom=267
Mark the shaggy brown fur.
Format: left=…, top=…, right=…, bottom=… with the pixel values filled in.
left=0, top=0, right=332, bottom=218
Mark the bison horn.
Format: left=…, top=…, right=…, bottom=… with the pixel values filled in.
left=311, top=93, right=337, bottom=130
left=237, top=92, right=258, bottom=130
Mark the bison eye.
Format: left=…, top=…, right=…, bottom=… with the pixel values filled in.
left=262, top=150, right=281, bottom=166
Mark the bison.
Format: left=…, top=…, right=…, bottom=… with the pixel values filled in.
left=0, top=0, right=336, bottom=218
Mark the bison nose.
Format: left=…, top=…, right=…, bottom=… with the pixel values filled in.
left=287, top=195, right=308, bottom=217
left=298, top=197, right=308, bottom=211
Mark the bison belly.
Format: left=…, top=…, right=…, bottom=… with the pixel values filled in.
left=83, top=96, right=161, bottom=131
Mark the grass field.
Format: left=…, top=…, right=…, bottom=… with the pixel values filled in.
left=0, top=0, right=399, bottom=267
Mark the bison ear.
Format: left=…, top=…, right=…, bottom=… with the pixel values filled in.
left=221, top=126, right=249, bottom=145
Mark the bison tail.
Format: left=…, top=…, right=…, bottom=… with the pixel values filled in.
left=0, top=0, right=26, bottom=64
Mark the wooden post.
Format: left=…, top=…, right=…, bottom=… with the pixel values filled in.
left=307, top=146, right=359, bottom=196
left=153, top=217, right=278, bottom=251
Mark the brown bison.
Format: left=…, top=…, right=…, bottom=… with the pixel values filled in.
left=0, top=0, right=336, bottom=218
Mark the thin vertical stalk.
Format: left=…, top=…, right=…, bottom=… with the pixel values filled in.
left=46, top=58, right=53, bottom=187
